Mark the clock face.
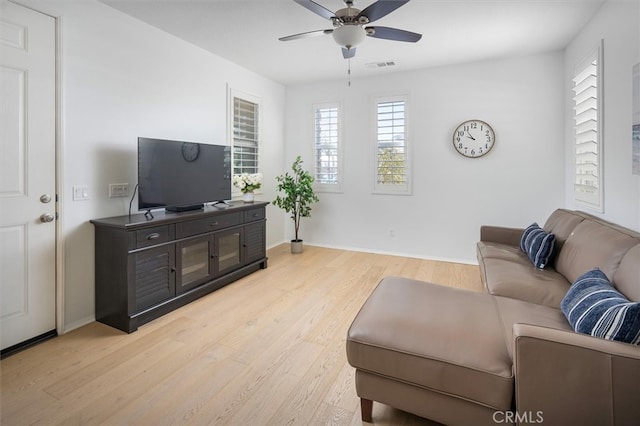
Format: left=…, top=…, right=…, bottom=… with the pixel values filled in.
left=181, top=142, right=200, bottom=162
left=453, top=120, right=495, bottom=158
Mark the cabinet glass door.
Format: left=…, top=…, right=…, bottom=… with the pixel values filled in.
left=215, top=228, right=243, bottom=275
left=177, top=236, right=212, bottom=293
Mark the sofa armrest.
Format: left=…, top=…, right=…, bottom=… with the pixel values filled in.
left=480, top=225, right=524, bottom=246
left=513, top=323, right=640, bottom=425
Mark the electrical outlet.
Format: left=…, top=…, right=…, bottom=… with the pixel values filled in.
left=109, top=183, right=130, bottom=198
left=72, top=186, right=89, bottom=201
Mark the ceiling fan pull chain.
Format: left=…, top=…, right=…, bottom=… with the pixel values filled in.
left=348, top=58, right=351, bottom=87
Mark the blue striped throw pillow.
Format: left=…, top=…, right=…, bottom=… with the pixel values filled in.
left=561, top=268, right=640, bottom=345
left=519, top=223, right=556, bottom=269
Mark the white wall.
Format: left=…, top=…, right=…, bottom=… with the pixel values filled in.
left=564, top=0, right=640, bottom=231
left=24, top=0, right=285, bottom=332
left=285, top=52, right=565, bottom=263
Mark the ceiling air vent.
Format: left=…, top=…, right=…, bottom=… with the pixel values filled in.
left=365, top=60, right=397, bottom=69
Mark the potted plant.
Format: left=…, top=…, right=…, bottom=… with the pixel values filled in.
left=273, top=156, right=319, bottom=254
left=233, top=172, right=262, bottom=203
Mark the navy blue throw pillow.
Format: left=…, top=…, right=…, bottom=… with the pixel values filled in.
left=519, top=223, right=556, bottom=269
left=561, top=268, right=640, bottom=345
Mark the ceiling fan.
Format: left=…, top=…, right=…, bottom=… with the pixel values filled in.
left=279, top=0, right=422, bottom=59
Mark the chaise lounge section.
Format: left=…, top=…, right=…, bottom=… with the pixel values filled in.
left=346, top=209, right=640, bottom=425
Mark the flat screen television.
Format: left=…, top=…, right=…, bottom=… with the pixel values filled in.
left=138, top=137, right=231, bottom=212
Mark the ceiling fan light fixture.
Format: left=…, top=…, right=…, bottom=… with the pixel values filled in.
left=332, top=24, right=365, bottom=49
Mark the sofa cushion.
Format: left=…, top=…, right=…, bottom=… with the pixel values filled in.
left=346, top=277, right=513, bottom=411
left=520, top=223, right=556, bottom=269
left=613, top=244, right=640, bottom=302
left=493, top=295, right=572, bottom=359
left=555, top=220, right=639, bottom=284
left=561, top=269, right=640, bottom=345
left=541, top=209, right=584, bottom=269
left=477, top=241, right=528, bottom=263
left=480, top=257, right=570, bottom=308
left=542, top=209, right=585, bottom=247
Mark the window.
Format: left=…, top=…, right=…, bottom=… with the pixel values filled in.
left=313, top=102, right=342, bottom=192
left=572, top=41, right=603, bottom=212
left=374, top=95, right=410, bottom=194
left=231, top=93, right=260, bottom=176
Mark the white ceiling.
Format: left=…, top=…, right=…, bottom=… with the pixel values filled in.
left=100, top=0, right=606, bottom=86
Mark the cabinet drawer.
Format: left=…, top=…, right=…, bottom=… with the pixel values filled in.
left=136, top=225, right=174, bottom=248
left=243, top=208, right=265, bottom=223
left=176, top=213, right=241, bottom=238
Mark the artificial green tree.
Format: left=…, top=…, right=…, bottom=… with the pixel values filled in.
left=273, top=156, right=319, bottom=242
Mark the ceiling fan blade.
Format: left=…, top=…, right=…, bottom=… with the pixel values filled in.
left=357, top=0, right=410, bottom=24
left=342, top=47, right=356, bottom=59
left=366, top=26, right=422, bottom=42
left=294, top=0, right=336, bottom=21
left=279, top=29, right=333, bottom=41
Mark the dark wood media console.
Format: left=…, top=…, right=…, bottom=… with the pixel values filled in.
left=91, top=202, right=268, bottom=333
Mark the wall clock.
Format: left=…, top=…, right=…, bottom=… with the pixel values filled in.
left=181, top=142, right=200, bottom=162
left=452, top=120, right=495, bottom=158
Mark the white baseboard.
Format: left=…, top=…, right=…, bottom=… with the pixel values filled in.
left=268, top=240, right=478, bottom=266
left=62, top=315, right=95, bottom=334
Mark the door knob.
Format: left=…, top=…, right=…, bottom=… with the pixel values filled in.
left=40, top=213, right=54, bottom=223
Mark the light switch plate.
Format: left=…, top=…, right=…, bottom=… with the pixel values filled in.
left=72, top=186, right=89, bottom=201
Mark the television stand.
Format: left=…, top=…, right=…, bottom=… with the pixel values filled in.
left=165, top=203, right=204, bottom=212
left=91, top=202, right=268, bottom=333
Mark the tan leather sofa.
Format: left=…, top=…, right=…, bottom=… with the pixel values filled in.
left=346, top=209, right=640, bottom=425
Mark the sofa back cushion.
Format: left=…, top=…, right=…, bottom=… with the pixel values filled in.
left=556, top=220, right=639, bottom=284
left=614, top=244, right=640, bottom=302
left=543, top=209, right=584, bottom=246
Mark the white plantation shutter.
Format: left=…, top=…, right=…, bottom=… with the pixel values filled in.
left=374, top=95, right=410, bottom=194
left=233, top=96, right=259, bottom=175
left=313, top=103, right=342, bottom=192
left=573, top=42, right=603, bottom=211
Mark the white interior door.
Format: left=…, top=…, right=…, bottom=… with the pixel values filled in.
left=0, top=1, right=57, bottom=352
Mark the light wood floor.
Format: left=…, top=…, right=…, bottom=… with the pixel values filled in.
left=1, top=245, right=482, bottom=425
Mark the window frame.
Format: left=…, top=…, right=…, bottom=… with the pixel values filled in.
left=312, top=101, right=343, bottom=193
left=372, top=94, right=411, bottom=195
left=228, top=87, right=261, bottom=195
left=572, top=40, right=604, bottom=212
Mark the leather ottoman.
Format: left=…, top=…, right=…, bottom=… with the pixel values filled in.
left=346, top=277, right=514, bottom=425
